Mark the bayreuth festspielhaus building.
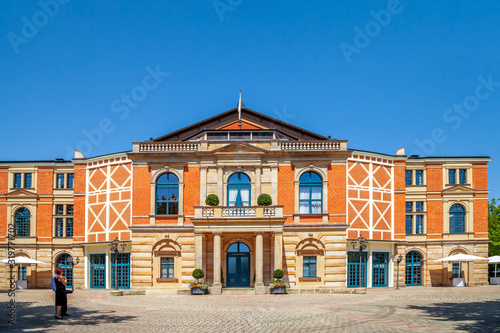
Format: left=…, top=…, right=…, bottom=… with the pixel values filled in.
left=0, top=105, right=490, bottom=294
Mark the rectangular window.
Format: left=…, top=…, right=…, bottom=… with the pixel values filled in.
left=372, top=252, right=389, bottom=287
left=303, top=256, right=317, bottom=277
left=18, top=267, right=27, bottom=281
left=415, top=215, right=423, bottom=234
left=67, top=173, right=74, bottom=189
left=111, top=253, right=130, bottom=288
left=14, top=173, right=22, bottom=188
left=90, top=254, right=106, bottom=288
left=161, top=257, right=175, bottom=278
left=66, top=218, right=73, bottom=237
left=459, top=169, right=467, bottom=184
left=56, top=218, right=64, bottom=237
left=405, top=202, right=413, bottom=212
left=452, top=263, right=460, bottom=279
left=415, top=170, right=423, bottom=185
left=24, top=173, right=32, bottom=188
left=56, top=205, right=64, bottom=215
left=347, top=252, right=367, bottom=288
left=405, top=170, right=413, bottom=186
left=405, top=215, right=413, bottom=235
left=415, top=202, right=423, bottom=212
left=449, top=169, right=456, bottom=184
left=56, top=174, right=65, bottom=189
left=67, top=205, right=73, bottom=215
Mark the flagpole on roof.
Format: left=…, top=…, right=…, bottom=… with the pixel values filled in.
left=238, top=90, right=242, bottom=129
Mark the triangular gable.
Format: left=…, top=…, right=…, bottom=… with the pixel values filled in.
left=5, top=189, right=38, bottom=198
left=212, top=142, right=268, bottom=154
left=152, top=106, right=328, bottom=142
left=442, top=185, right=476, bottom=194
left=218, top=120, right=263, bottom=130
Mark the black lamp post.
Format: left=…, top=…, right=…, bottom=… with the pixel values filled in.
left=109, top=238, right=126, bottom=290
left=351, top=235, right=368, bottom=288
left=392, top=254, right=403, bottom=290
left=66, top=256, right=80, bottom=292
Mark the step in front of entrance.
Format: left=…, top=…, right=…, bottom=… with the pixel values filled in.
left=221, top=288, right=255, bottom=295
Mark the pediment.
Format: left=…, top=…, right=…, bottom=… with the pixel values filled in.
left=213, top=142, right=268, bottom=154
left=151, top=106, right=329, bottom=142
left=5, top=189, right=38, bottom=198
left=442, top=185, right=475, bottom=194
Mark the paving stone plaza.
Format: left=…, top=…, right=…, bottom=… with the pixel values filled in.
left=1, top=286, right=499, bottom=332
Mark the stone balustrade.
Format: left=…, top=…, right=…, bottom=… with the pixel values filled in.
left=195, top=206, right=283, bottom=219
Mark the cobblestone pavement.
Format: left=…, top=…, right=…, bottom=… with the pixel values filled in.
left=1, top=286, right=499, bottom=332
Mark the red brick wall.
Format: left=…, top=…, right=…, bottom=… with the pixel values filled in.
left=426, top=198, right=443, bottom=238
left=132, top=166, right=151, bottom=224
left=0, top=169, right=8, bottom=193
left=36, top=202, right=53, bottom=241
left=36, top=167, right=54, bottom=195
left=278, top=166, right=294, bottom=224
left=472, top=164, right=488, bottom=191
left=73, top=163, right=86, bottom=242
left=328, top=164, right=346, bottom=223
left=183, top=166, right=200, bottom=221
left=394, top=162, right=406, bottom=239
left=426, top=164, right=443, bottom=192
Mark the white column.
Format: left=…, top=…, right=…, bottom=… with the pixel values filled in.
left=274, top=232, right=282, bottom=271
left=255, top=233, right=265, bottom=294
left=212, top=233, right=222, bottom=294
left=195, top=233, right=203, bottom=270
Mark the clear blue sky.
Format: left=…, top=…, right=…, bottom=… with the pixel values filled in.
left=1, top=1, right=499, bottom=198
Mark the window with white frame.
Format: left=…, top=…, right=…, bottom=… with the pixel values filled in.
left=54, top=204, right=74, bottom=237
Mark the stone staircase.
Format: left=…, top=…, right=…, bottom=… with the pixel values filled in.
left=221, top=288, right=255, bottom=295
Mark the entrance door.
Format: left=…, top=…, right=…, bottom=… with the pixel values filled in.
left=226, top=242, right=250, bottom=287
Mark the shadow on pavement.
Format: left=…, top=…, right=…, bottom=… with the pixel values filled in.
left=0, top=302, right=137, bottom=332
left=407, top=300, right=500, bottom=332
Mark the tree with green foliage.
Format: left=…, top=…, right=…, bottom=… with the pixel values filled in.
left=488, top=199, right=500, bottom=277
left=489, top=199, right=500, bottom=256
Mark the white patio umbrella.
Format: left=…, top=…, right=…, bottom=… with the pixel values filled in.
left=489, top=256, right=500, bottom=278
left=0, top=257, right=44, bottom=280
left=435, top=254, right=488, bottom=286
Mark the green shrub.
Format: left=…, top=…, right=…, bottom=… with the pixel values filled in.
left=257, top=193, right=272, bottom=206
left=205, top=194, right=219, bottom=206
left=192, top=268, right=205, bottom=282
left=273, top=269, right=284, bottom=280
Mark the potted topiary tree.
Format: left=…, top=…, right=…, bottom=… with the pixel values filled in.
left=190, top=269, right=209, bottom=295
left=257, top=193, right=272, bottom=206
left=269, top=269, right=288, bottom=294
left=205, top=194, right=220, bottom=206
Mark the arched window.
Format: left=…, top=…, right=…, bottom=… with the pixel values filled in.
left=57, top=254, right=73, bottom=288
left=449, top=204, right=465, bottom=233
left=156, top=173, right=179, bottom=215
left=15, top=208, right=30, bottom=237
left=299, top=171, right=322, bottom=214
left=227, top=173, right=251, bottom=206
left=405, top=251, right=422, bottom=286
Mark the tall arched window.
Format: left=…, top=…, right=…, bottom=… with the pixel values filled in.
left=57, top=254, right=73, bottom=288
left=156, top=173, right=179, bottom=215
left=449, top=204, right=465, bottom=233
left=227, top=173, right=251, bottom=206
left=299, top=171, right=322, bottom=214
left=405, top=251, right=422, bottom=286
left=15, top=208, right=30, bottom=237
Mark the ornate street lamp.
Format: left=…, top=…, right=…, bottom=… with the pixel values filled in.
left=351, top=235, right=368, bottom=288
left=66, top=256, right=80, bottom=292
left=392, top=253, right=404, bottom=290
left=109, top=238, right=126, bottom=290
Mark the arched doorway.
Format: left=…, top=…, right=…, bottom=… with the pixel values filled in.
left=56, top=254, right=73, bottom=288
left=405, top=251, right=422, bottom=286
left=226, top=242, right=250, bottom=287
